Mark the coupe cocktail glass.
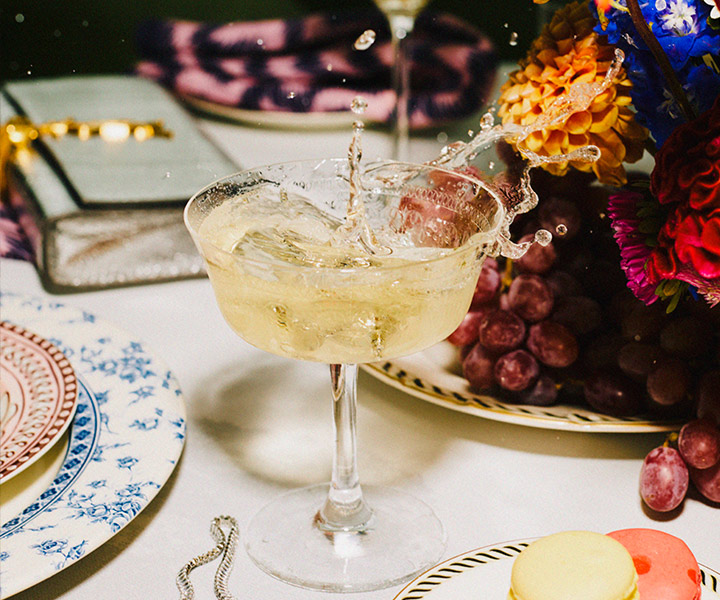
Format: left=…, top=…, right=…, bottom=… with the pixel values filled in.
left=184, top=158, right=504, bottom=591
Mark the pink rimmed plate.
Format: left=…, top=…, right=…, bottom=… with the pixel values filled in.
left=0, top=321, right=78, bottom=482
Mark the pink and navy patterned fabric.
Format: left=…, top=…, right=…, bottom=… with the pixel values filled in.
left=135, top=9, right=497, bottom=128
left=0, top=203, right=33, bottom=262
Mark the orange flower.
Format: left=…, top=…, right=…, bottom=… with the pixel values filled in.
left=498, top=1, right=648, bottom=186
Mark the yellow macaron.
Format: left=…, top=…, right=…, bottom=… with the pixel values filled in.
left=507, top=531, right=639, bottom=600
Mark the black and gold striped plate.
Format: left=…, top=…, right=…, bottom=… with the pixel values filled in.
left=364, top=342, right=684, bottom=433
left=393, top=538, right=720, bottom=599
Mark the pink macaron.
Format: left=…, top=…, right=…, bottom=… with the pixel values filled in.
left=607, top=528, right=701, bottom=600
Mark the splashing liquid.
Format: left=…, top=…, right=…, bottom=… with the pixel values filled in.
left=331, top=44, right=624, bottom=263
left=331, top=98, right=389, bottom=255
left=428, top=48, right=625, bottom=259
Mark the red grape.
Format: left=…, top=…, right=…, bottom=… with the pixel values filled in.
left=499, top=293, right=512, bottom=311
left=583, top=333, right=625, bottom=372
left=659, top=316, right=712, bottom=358
left=515, top=234, right=557, bottom=274
left=583, top=371, right=643, bottom=416
left=459, top=343, right=474, bottom=362
left=678, top=418, right=720, bottom=470
left=462, top=343, right=496, bottom=391
left=689, top=461, right=720, bottom=503
left=639, top=446, right=689, bottom=512
left=478, top=309, right=526, bottom=355
left=447, top=311, right=485, bottom=347
left=494, top=349, right=539, bottom=392
left=527, top=321, right=579, bottom=368
left=646, top=358, right=692, bottom=409
left=617, top=342, right=664, bottom=382
left=551, top=296, right=602, bottom=336
left=545, top=270, right=584, bottom=300
left=507, top=274, right=554, bottom=322
left=470, top=259, right=501, bottom=308
left=621, top=302, right=665, bottom=342
left=518, top=374, right=558, bottom=406
left=697, top=371, right=720, bottom=425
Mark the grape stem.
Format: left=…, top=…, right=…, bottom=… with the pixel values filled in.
left=501, top=259, right=514, bottom=290
left=664, top=432, right=679, bottom=448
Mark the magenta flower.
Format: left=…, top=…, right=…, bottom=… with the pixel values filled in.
left=607, top=189, right=659, bottom=305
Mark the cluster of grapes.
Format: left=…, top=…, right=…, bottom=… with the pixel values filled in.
left=449, top=170, right=720, bottom=417
left=641, top=416, right=720, bottom=511
left=445, top=168, right=720, bottom=508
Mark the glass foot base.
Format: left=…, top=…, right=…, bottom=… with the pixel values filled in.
left=244, top=483, right=446, bottom=592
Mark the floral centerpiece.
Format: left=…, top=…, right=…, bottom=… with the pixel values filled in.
left=449, top=0, right=720, bottom=511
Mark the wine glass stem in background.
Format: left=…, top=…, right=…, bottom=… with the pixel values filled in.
left=318, top=363, right=373, bottom=530
left=388, top=14, right=415, bottom=162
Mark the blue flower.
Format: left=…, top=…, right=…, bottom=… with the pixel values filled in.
left=116, top=456, right=139, bottom=470
left=86, top=504, right=110, bottom=519
left=66, top=541, right=87, bottom=561
left=130, top=417, right=159, bottom=430
left=129, top=386, right=155, bottom=405
left=33, top=539, right=68, bottom=555
left=592, top=0, right=720, bottom=145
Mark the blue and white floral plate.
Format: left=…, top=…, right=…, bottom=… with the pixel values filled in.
left=0, top=293, right=186, bottom=598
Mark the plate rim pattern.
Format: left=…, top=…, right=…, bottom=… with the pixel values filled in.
left=364, top=350, right=685, bottom=433
left=1, top=321, right=79, bottom=481
left=393, top=538, right=720, bottom=599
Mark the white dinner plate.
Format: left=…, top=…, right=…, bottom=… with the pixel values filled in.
left=364, top=342, right=685, bottom=433
left=393, top=538, right=720, bottom=599
left=180, top=94, right=361, bottom=130
left=0, top=293, right=186, bottom=598
left=1, top=322, right=78, bottom=482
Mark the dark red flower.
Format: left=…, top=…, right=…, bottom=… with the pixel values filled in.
left=646, top=96, right=720, bottom=301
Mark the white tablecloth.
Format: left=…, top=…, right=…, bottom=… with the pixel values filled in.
left=3, top=115, right=717, bottom=600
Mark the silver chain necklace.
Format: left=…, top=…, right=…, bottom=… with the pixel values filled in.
left=176, top=515, right=239, bottom=600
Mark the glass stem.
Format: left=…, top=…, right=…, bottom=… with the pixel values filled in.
left=318, top=364, right=373, bottom=531
left=388, top=14, right=416, bottom=162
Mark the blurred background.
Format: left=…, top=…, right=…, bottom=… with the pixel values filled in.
left=0, top=0, right=551, bottom=82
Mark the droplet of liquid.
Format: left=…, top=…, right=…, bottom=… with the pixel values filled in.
left=164, top=171, right=171, bottom=178
left=488, top=161, right=495, bottom=170
left=354, top=29, right=376, bottom=51
left=655, top=0, right=667, bottom=9
left=256, top=39, right=264, bottom=46
left=534, top=229, right=552, bottom=246
left=15, top=13, right=24, bottom=23
left=556, top=223, right=568, bottom=236
left=467, top=129, right=475, bottom=138
left=480, top=112, right=494, bottom=130
left=509, top=32, right=519, bottom=46
left=351, top=96, right=368, bottom=115
left=287, top=91, right=296, bottom=99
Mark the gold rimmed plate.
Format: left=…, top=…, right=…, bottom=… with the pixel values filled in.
left=180, top=94, right=360, bottom=130
left=364, top=342, right=684, bottom=433
left=393, top=538, right=720, bottom=599
left=0, top=321, right=78, bottom=482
